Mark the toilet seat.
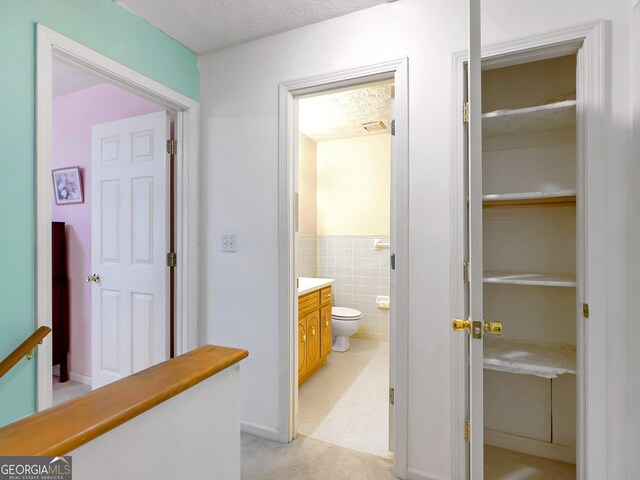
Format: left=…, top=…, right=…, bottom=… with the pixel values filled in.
left=332, top=306, right=362, bottom=320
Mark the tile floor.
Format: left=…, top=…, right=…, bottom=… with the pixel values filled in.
left=298, top=339, right=390, bottom=458
left=52, top=376, right=91, bottom=406
left=485, top=445, right=576, bottom=479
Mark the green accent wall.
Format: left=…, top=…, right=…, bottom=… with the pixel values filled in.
left=0, top=0, right=199, bottom=426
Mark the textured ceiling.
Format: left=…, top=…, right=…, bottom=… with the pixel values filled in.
left=299, top=83, right=393, bottom=142
left=115, top=0, right=389, bottom=54
left=53, top=58, right=107, bottom=97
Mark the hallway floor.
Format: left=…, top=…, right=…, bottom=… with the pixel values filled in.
left=242, top=433, right=396, bottom=480
left=298, top=339, right=390, bottom=458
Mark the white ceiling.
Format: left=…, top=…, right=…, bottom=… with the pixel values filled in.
left=115, top=0, right=390, bottom=54
left=53, top=58, right=107, bottom=97
left=298, top=82, right=392, bottom=142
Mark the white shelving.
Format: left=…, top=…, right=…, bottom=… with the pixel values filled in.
left=483, top=100, right=576, bottom=136
left=484, top=271, right=576, bottom=287
left=483, top=190, right=577, bottom=208
left=484, top=337, right=576, bottom=379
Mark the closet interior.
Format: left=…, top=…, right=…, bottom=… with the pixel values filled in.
left=481, top=55, right=578, bottom=468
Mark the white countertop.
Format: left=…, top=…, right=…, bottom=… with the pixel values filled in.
left=298, top=277, right=334, bottom=295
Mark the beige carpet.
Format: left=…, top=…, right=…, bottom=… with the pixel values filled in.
left=298, top=339, right=390, bottom=458
left=52, top=377, right=91, bottom=406
left=242, top=433, right=396, bottom=480
left=485, top=445, right=576, bottom=479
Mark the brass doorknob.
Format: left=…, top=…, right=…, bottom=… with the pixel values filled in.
left=484, top=321, right=503, bottom=336
left=86, top=273, right=100, bottom=283
left=452, top=318, right=471, bottom=333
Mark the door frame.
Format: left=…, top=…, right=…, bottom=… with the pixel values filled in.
left=450, top=21, right=607, bottom=479
left=277, top=58, right=409, bottom=477
left=35, top=25, right=200, bottom=409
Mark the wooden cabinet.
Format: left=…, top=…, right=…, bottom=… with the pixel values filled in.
left=298, top=285, right=332, bottom=385
left=298, top=317, right=307, bottom=376
left=52, top=222, right=69, bottom=383
left=320, top=305, right=332, bottom=358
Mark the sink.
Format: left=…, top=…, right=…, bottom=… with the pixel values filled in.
left=298, top=277, right=334, bottom=295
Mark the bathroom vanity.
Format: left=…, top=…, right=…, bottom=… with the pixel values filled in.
left=297, top=278, right=334, bottom=385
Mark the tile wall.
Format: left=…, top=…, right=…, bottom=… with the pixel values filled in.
left=296, top=233, right=317, bottom=278
left=317, top=235, right=391, bottom=342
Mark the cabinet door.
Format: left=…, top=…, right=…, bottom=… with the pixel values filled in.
left=320, top=305, right=332, bottom=358
left=298, top=315, right=307, bottom=376
left=306, top=310, right=321, bottom=368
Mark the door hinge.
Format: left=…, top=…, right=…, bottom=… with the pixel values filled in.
left=464, top=420, right=470, bottom=442
left=463, top=102, right=469, bottom=124
left=389, top=387, right=395, bottom=405
left=167, top=139, right=177, bottom=155
left=583, top=303, right=589, bottom=319
left=166, top=252, right=177, bottom=268
left=463, top=261, right=469, bottom=283
left=390, top=253, right=396, bottom=271
left=391, top=119, right=396, bottom=136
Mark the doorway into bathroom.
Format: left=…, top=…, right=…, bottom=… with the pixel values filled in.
left=293, top=79, right=393, bottom=459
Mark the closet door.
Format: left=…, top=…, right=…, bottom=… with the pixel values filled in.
left=467, top=0, right=485, bottom=476
left=451, top=1, right=500, bottom=478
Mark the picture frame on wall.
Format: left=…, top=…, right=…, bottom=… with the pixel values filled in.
left=52, top=166, right=84, bottom=205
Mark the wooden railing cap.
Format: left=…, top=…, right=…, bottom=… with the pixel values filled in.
left=0, top=344, right=248, bottom=456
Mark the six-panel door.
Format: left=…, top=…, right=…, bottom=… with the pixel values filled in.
left=91, top=111, right=170, bottom=389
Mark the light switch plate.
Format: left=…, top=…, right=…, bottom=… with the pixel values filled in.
left=221, top=234, right=237, bottom=252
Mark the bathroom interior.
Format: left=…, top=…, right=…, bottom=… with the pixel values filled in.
left=295, top=80, right=393, bottom=459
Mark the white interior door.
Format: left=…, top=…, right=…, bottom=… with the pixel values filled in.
left=467, top=0, right=485, bottom=480
left=91, top=111, right=170, bottom=389
left=468, top=0, right=486, bottom=477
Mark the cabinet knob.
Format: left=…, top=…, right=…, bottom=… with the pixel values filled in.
left=325, top=321, right=329, bottom=327
left=303, top=335, right=306, bottom=342
left=312, top=328, right=316, bottom=335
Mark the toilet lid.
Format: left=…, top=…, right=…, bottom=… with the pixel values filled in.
left=332, top=307, right=362, bottom=319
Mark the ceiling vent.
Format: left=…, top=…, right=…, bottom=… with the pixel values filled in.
left=362, top=121, right=387, bottom=132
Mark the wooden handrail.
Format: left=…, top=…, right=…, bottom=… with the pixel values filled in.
left=0, top=326, right=52, bottom=379
left=0, top=344, right=248, bottom=455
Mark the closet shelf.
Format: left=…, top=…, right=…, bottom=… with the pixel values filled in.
left=483, top=190, right=576, bottom=208
left=484, top=271, right=576, bottom=287
left=482, top=100, right=576, bottom=135
left=484, top=337, right=576, bottom=379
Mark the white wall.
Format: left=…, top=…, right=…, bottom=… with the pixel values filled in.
left=71, top=365, right=241, bottom=480
left=298, top=133, right=317, bottom=235
left=317, top=134, right=391, bottom=235
left=199, top=1, right=633, bottom=477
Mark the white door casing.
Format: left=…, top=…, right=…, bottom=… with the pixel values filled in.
left=36, top=25, right=200, bottom=410
left=278, top=58, right=409, bottom=477
left=91, top=111, right=170, bottom=388
left=388, top=87, right=396, bottom=453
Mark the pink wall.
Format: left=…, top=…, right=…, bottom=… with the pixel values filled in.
left=52, top=83, right=163, bottom=379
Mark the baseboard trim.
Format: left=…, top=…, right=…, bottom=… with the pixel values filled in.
left=241, top=421, right=280, bottom=442
left=69, top=372, right=92, bottom=386
left=406, top=467, right=450, bottom=480
left=485, top=429, right=576, bottom=464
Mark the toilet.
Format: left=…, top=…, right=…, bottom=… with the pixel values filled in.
left=331, top=307, right=362, bottom=352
